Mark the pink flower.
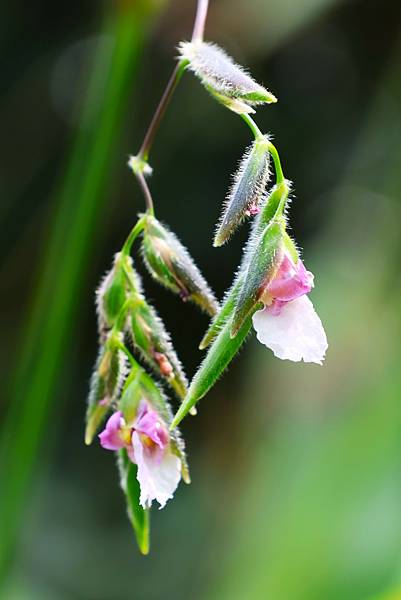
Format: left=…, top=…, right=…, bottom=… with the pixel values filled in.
left=99, top=403, right=181, bottom=509
left=252, top=252, right=327, bottom=364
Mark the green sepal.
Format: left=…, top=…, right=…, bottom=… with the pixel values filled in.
left=171, top=312, right=255, bottom=429
left=199, top=278, right=241, bottom=350
left=214, top=138, right=270, bottom=247
left=85, top=340, right=127, bottom=445
left=130, top=297, right=188, bottom=399
left=142, top=214, right=219, bottom=316
left=230, top=220, right=284, bottom=338
left=119, top=370, right=142, bottom=424
left=117, top=450, right=150, bottom=555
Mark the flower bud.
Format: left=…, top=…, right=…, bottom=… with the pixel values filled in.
left=85, top=337, right=128, bottom=445
left=142, top=215, right=219, bottom=316
left=179, top=41, right=277, bottom=114
left=230, top=219, right=284, bottom=337
left=96, top=253, right=142, bottom=336
left=130, top=297, right=188, bottom=399
left=214, top=138, right=270, bottom=246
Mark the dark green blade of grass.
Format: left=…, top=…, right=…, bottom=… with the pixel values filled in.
left=0, top=2, right=164, bottom=582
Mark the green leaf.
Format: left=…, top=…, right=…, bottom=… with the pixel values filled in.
left=171, top=312, right=254, bottom=429
left=199, top=278, right=241, bottom=350
left=117, top=450, right=150, bottom=555
left=214, top=138, right=270, bottom=246
left=142, top=215, right=219, bottom=316
left=230, top=220, right=284, bottom=337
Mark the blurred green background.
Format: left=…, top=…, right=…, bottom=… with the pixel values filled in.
left=1, top=0, right=401, bottom=598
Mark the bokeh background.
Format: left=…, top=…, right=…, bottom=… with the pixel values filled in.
left=1, top=0, right=401, bottom=598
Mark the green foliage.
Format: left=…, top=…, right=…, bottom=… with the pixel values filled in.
left=117, top=450, right=150, bottom=555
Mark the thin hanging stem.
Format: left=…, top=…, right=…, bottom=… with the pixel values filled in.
left=133, top=0, right=210, bottom=211
left=136, top=170, right=154, bottom=214
left=191, top=0, right=209, bottom=42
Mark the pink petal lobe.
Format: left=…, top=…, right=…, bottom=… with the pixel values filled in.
left=266, top=255, right=314, bottom=305
left=98, top=411, right=126, bottom=451
left=134, top=400, right=169, bottom=450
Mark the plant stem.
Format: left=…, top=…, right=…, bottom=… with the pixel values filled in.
left=134, top=0, right=210, bottom=208
left=267, top=141, right=285, bottom=184
left=241, top=113, right=285, bottom=184
left=240, top=113, right=264, bottom=140
left=121, top=215, right=146, bottom=256
left=137, top=60, right=187, bottom=163
left=191, top=0, right=209, bottom=42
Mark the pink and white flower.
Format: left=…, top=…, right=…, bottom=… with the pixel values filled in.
left=252, top=253, right=328, bottom=364
left=99, top=402, right=181, bottom=509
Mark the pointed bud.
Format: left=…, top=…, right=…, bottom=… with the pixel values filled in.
left=85, top=337, right=128, bottom=445
left=119, top=371, right=142, bottom=424
left=230, top=220, right=284, bottom=337
left=96, top=253, right=142, bottom=337
left=130, top=297, right=188, bottom=399
left=199, top=279, right=241, bottom=350
left=142, top=215, right=219, bottom=316
left=214, top=138, right=270, bottom=246
left=179, top=41, right=277, bottom=113
left=172, top=312, right=254, bottom=429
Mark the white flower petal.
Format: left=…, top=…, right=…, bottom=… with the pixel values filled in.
left=132, top=432, right=181, bottom=509
left=252, top=295, right=328, bottom=364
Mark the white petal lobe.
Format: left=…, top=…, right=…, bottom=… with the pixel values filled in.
left=252, top=295, right=328, bottom=364
left=132, top=432, right=181, bottom=509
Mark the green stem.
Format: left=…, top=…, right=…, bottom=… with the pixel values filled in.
left=267, top=141, right=285, bottom=185
left=241, top=113, right=264, bottom=140
left=241, top=114, right=285, bottom=185
left=121, top=215, right=146, bottom=256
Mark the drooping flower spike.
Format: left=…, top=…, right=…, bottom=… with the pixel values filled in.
left=99, top=402, right=182, bottom=509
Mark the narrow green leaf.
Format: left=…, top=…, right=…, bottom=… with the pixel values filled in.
left=171, top=313, right=255, bottom=429
left=117, top=450, right=150, bottom=555
left=199, top=278, right=241, bottom=349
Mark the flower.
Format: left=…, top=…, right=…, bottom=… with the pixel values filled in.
left=99, top=402, right=181, bottom=509
left=252, top=253, right=328, bottom=364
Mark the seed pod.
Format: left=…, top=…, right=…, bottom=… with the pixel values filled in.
left=85, top=337, right=128, bottom=445
left=179, top=41, right=277, bottom=113
left=129, top=297, right=188, bottom=399
left=142, top=215, right=219, bottom=316
left=214, top=138, right=270, bottom=246
left=230, top=219, right=284, bottom=337
left=171, top=313, right=254, bottom=429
